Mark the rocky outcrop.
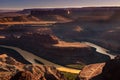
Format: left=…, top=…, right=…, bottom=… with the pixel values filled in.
left=77, top=55, right=120, bottom=80
left=77, top=63, right=105, bottom=80
left=20, top=33, right=59, bottom=44
left=10, top=71, right=33, bottom=80
left=42, top=46, right=109, bottom=65
left=30, top=9, right=69, bottom=16
left=100, top=55, right=120, bottom=80
left=30, top=9, right=71, bottom=22
left=0, top=15, right=40, bottom=22
left=0, top=33, right=109, bottom=66
left=1, top=7, right=120, bottom=22
left=0, top=54, right=66, bottom=80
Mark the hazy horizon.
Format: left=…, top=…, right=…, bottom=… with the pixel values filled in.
left=0, top=0, right=120, bottom=10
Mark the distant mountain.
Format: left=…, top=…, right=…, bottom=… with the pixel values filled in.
left=0, top=10, right=19, bottom=13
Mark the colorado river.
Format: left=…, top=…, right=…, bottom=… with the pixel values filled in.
left=81, top=42, right=116, bottom=59
left=0, top=45, right=80, bottom=74
left=0, top=41, right=116, bottom=73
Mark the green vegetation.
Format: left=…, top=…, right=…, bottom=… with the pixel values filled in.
left=66, top=64, right=85, bottom=69
left=61, top=71, right=78, bottom=80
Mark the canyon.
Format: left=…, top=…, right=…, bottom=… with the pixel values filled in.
left=0, top=7, right=120, bottom=80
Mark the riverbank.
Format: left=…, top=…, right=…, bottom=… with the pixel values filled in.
left=0, top=41, right=116, bottom=73
left=0, top=45, right=81, bottom=74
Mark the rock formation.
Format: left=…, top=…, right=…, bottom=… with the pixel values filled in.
left=20, top=33, right=59, bottom=44
left=0, top=32, right=109, bottom=66
left=10, top=71, right=33, bottom=80
left=78, top=63, right=105, bottom=80
left=0, top=54, right=66, bottom=80
left=77, top=55, right=120, bottom=80
left=101, top=55, right=120, bottom=80
left=30, top=9, right=69, bottom=16
left=0, top=15, right=40, bottom=22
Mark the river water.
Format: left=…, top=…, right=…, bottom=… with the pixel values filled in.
left=0, top=41, right=117, bottom=73
left=81, top=42, right=116, bottom=59
left=0, top=45, right=81, bottom=73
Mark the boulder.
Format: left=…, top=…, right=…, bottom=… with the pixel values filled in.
left=0, top=54, right=66, bottom=80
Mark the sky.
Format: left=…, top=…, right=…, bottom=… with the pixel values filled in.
left=0, top=0, right=120, bottom=10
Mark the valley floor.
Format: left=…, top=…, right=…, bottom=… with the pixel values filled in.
left=0, top=45, right=81, bottom=74
left=0, top=21, right=56, bottom=25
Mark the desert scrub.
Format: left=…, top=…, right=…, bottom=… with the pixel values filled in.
left=66, top=64, right=85, bottom=69
left=61, top=71, right=78, bottom=80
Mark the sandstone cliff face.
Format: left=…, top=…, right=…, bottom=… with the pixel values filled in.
left=77, top=56, right=120, bottom=80
left=0, top=33, right=109, bottom=66
left=101, top=56, right=120, bottom=80
left=0, top=15, right=40, bottom=22
left=0, top=54, right=66, bottom=80
left=10, top=71, right=34, bottom=80
left=30, top=9, right=69, bottom=16
left=42, top=46, right=109, bottom=65
left=78, top=63, right=105, bottom=80
left=20, top=34, right=59, bottom=44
